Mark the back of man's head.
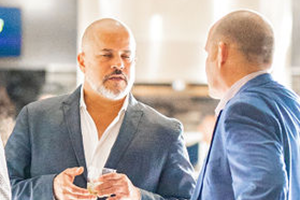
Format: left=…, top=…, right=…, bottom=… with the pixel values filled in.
left=212, top=10, right=274, bottom=67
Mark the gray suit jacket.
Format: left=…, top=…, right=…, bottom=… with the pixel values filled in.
left=5, top=86, right=195, bottom=200
left=0, top=138, right=11, bottom=200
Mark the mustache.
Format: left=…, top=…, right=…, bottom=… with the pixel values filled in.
left=103, top=69, right=128, bottom=83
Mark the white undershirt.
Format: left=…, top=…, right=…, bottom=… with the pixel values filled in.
left=0, top=137, right=11, bottom=200
left=215, top=70, right=269, bottom=116
left=80, top=87, right=128, bottom=174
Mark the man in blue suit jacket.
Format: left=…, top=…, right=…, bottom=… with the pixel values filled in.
left=192, top=10, right=300, bottom=200
left=5, top=18, right=195, bottom=200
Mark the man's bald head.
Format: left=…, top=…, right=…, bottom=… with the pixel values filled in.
left=78, top=18, right=136, bottom=100
left=81, top=18, right=136, bottom=52
left=211, top=10, right=274, bottom=66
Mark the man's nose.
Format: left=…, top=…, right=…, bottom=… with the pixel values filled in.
left=111, top=56, right=124, bottom=70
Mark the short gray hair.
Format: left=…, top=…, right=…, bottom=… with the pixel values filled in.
left=212, top=10, right=274, bottom=65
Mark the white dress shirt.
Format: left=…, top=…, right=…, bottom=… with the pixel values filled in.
left=80, top=87, right=128, bottom=177
left=215, top=70, right=269, bottom=116
left=0, top=138, right=11, bottom=200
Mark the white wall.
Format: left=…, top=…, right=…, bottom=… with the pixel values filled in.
left=77, top=0, right=214, bottom=84
left=77, top=0, right=292, bottom=86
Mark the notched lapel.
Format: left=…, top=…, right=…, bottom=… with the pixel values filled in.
left=62, top=87, right=88, bottom=180
left=105, top=95, right=143, bottom=169
left=195, top=110, right=223, bottom=199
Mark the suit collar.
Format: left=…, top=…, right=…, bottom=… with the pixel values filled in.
left=105, top=94, right=143, bottom=169
left=62, top=86, right=82, bottom=105
left=215, top=71, right=269, bottom=116
left=237, top=73, right=273, bottom=94
left=62, top=86, right=88, bottom=180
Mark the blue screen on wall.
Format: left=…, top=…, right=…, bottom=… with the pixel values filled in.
left=0, top=7, right=22, bottom=57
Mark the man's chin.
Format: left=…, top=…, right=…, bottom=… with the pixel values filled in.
left=99, top=87, right=128, bottom=100
left=100, top=79, right=133, bottom=100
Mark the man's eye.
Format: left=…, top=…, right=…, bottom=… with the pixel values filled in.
left=122, top=55, right=132, bottom=60
left=102, top=54, right=112, bottom=58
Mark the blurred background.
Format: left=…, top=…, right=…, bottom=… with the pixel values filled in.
left=0, top=0, right=299, bottom=172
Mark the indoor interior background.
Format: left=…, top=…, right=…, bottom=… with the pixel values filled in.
left=0, top=0, right=299, bottom=171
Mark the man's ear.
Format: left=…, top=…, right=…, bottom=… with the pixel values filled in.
left=77, top=52, right=86, bottom=73
left=217, top=42, right=228, bottom=68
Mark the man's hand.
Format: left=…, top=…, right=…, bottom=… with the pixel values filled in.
left=53, top=167, right=96, bottom=200
left=95, top=173, right=141, bottom=200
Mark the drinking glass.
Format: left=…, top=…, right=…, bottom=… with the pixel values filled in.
left=87, top=167, right=116, bottom=195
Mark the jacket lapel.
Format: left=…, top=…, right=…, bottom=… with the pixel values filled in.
left=193, top=110, right=223, bottom=200
left=105, top=94, right=143, bottom=169
left=62, top=86, right=88, bottom=180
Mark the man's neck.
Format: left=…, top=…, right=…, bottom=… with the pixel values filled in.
left=224, top=60, right=265, bottom=88
left=82, top=86, right=127, bottom=140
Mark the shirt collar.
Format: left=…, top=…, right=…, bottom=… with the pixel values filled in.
left=80, top=86, right=129, bottom=113
left=215, top=70, right=269, bottom=116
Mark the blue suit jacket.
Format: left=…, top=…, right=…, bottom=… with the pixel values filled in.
left=5, top=87, right=195, bottom=200
left=192, top=74, right=300, bottom=200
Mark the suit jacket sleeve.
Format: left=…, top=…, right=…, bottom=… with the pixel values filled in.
left=5, top=106, right=57, bottom=200
left=140, top=124, right=196, bottom=200
left=224, top=102, right=288, bottom=200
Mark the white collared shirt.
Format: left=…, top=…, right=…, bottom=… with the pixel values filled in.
left=0, top=137, right=11, bottom=200
left=80, top=87, right=128, bottom=172
left=215, top=70, right=269, bottom=116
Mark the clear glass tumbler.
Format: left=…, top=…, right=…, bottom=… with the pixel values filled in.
left=87, top=167, right=116, bottom=195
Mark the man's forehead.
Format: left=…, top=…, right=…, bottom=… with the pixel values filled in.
left=94, top=18, right=126, bottom=31
left=100, top=48, right=133, bottom=53
left=82, top=19, right=136, bottom=52
left=98, top=29, right=134, bottom=44
left=84, top=33, right=135, bottom=50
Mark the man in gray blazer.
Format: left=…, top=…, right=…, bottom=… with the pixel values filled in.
left=5, top=18, right=195, bottom=200
left=0, top=138, right=11, bottom=200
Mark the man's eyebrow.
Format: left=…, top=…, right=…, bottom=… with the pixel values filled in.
left=122, top=50, right=132, bottom=53
left=99, top=49, right=132, bottom=53
left=100, top=48, right=113, bottom=52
